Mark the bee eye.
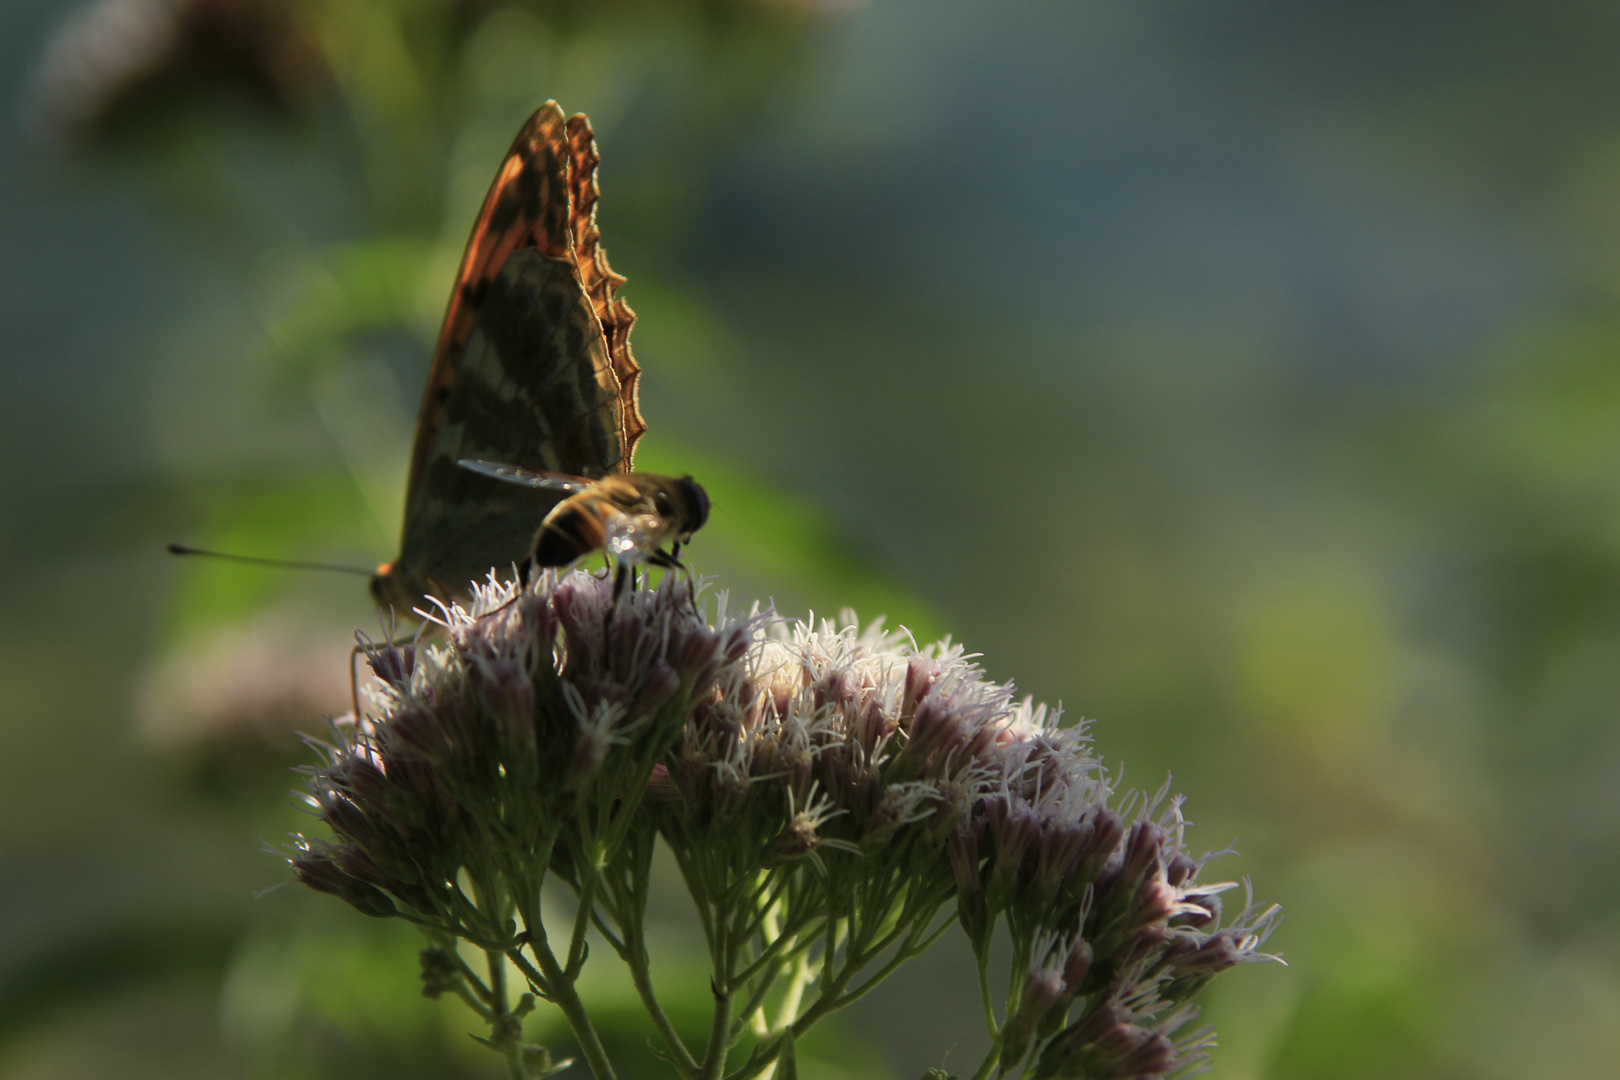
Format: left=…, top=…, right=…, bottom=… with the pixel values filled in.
left=654, top=491, right=674, bottom=517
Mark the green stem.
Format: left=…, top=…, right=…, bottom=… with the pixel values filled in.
left=731, top=914, right=821, bottom=987
left=626, top=938, right=699, bottom=1077
left=968, top=1038, right=1003, bottom=1080
left=483, top=945, right=531, bottom=1080
left=614, top=875, right=697, bottom=1077
left=487, top=947, right=508, bottom=1013
left=976, top=938, right=1000, bottom=1037
left=446, top=946, right=495, bottom=1002
left=729, top=963, right=781, bottom=1046
left=828, top=941, right=924, bottom=1012
left=530, top=931, right=619, bottom=1080
left=773, top=950, right=815, bottom=1031
left=590, top=909, right=628, bottom=958
left=567, top=871, right=600, bottom=977
left=450, top=980, right=495, bottom=1022
left=700, top=929, right=734, bottom=1080
left=506, top=949, right=552, bottom=1001
left=515, top=873, right=615, bottom=1080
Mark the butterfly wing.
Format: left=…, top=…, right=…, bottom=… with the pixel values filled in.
left=564, top=113, right=645, bottom=456
left=373, top=103, right=644, bottom=609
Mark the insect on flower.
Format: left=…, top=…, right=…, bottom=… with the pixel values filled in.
left=367, top=100, right=705, bottom=612
left=456, top=460, right=709, bottom=578
left=171, top=104, right=706, bottom=629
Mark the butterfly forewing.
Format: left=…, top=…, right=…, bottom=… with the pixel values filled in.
left=372, top=102, right=644, bottom=610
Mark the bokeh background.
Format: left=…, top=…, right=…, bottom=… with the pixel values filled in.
left=5, top=1, right=1620, bottom=1077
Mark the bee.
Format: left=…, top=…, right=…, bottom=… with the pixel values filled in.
left=457, top=459, right=709, bottom=579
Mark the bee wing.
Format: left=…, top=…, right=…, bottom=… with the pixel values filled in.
left=457, top=459, right=592, bottom=492
left=604, top=513, right=663, bottom=562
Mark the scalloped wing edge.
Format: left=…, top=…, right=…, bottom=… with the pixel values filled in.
left=565, top=113, right=645, bottom=471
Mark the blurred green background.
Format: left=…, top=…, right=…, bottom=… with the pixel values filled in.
left=5, top=1, right=1620, bottom=1077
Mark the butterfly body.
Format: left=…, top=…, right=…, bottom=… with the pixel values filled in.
left=371, top=102, right=672, bottom=613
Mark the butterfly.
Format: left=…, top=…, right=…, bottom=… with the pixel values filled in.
left=370, top=101, right=690, bottom=613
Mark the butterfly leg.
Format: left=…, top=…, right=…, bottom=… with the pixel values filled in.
left=349, top=642, right=382, bottom=724
left=349, top=633, right=415, bottom=722
left=346, top=606, right=431, bottom=721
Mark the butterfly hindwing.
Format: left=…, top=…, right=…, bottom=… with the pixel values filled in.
left=373, top=102, right=644, bottom=609
left=564, top=115, right=645, bottom=457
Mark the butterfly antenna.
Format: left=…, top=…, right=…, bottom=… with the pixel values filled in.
left=165, top=543, right=373, bottom=576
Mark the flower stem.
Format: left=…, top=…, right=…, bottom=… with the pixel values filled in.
left=521, top=887, right=619, bottom=1080
left=536, top=936, right=618, bottom=1080
left=976, top=938, right=1000, bottom=1037
left=775, top=951, right=814, bottom=1030
left=567, top=871, right=600, bottom=978
left=968, top=1039, right=1003, bottom=1080
left=627, top=939, right=699, bottom=1076
left=700, top=923, right=735, bottom=1080
left=617, top=893, right=697, bottom=1074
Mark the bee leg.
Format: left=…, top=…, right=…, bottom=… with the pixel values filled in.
left=647, top=548, right=699, bottom=615
left=670, top=543, right=700, bottom=604
left=602, top=559, right=632, bottom=653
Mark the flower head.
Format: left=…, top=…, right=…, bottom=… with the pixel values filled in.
left=288, top=570, right=1279, bottom=1080
left=291, top=570, right=748, bottom=934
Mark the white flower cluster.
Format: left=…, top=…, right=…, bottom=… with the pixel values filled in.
left=291, top=570, right=1279, bottom=1080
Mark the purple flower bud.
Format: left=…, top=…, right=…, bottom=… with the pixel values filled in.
left=291, top=846, right=397, bottom=918
left=365, top=641, right=415, bottom=687
left=645, top=763, right=683, bottom=802
left=1119, top=822, right=1164, bottom=891
left=897, top=697, right=956, bottom=775
left=568, top=721, right=611, bottom=789
left=478, top=658, right=535, bottom=747
left=849, top=696, right=897, bottom=757
left=1167, top=931, right=1243, bottom=977
left=1075, top=808, right=1124, bottom=884
left=630, top=659, right=681, bottom=717
left=985, top=796, right=1042, bottom=909
left=1001, top=965, right=1066, bottom=1069
left=1031, top=937, right=1093, bottom=1042
left=1133, top=877, right=1178, bottom=930
left=860, top=782, right=911, bottom=848
left=317, top=789, right=378, bottom=848
left=335, top=844, right=392, bottom=889
left=1032, top=819, right=1089, bottom=906
left=947, top=819, right=983, bottom=888
left=902, top=655, right=937, bottom=717
left=1176, top=894, right=1219, bottom=929
left=1165, top=853, right=1197, bottom=888
left=769, top=811, right=820, bottom=861
left=1036, top=1000, right=1128, bottom=1079
left=1106, top=1029, right=1176, bottom=1080
left=388, top=702, right=453, bottom=761
left=1062, top=938, right=1093, bottom=990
